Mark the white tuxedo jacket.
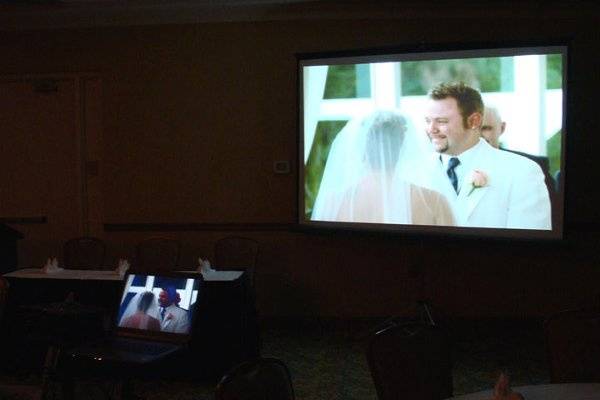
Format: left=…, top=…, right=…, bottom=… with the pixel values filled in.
left=160, top=304, right=190, bottom=333
left=424, top=140, right=551, bottom=230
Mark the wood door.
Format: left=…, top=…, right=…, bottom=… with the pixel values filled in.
left=0, top=76, right=101, bottom=266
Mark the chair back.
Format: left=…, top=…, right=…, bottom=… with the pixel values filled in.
left=214, top=236, right=258, bottom=285
left=544, top=307, right=600, bottom=383
left=135, top=237, right=181, bottom=273
left=367, top=322, right=453, bottom=400
left=63, top=237, right=107, bottom=270
left=215, top=357, right=294, bottom=400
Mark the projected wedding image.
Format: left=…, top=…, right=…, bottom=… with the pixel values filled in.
left=300, top=47, right=565, bottom=239
left=118, top=274, right=199, bottom=334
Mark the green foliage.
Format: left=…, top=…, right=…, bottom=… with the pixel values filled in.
left=323, top=64, right=371, bottom=99
left=546, top=54, right=563, bottom=89
left=304, top=120, right=348, bottom=217
left=401, top=57, right=513, bottom=95
left=323, top=54, right=562, bottom=99
left=546, top=129, right=562, bottom=177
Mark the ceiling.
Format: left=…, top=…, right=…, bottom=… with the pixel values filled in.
left=0, top=0, right=596, bottom=32
left=0, top=0, right=323, bottom=31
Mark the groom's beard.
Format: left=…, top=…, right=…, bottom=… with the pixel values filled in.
left=435, top=144, right=449, bottom=153
left=429, top=136, right=449, bottom=154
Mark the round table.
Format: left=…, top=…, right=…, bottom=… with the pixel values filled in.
left=449, top=383, right=600, bottom=400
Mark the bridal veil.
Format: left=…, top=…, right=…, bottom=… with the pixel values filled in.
left=311, top=109, right=425, bottom=224
left=119, top=291, right=160, bottom=327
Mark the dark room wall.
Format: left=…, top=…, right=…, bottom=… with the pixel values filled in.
left=1, top=2, right=599, bottom=317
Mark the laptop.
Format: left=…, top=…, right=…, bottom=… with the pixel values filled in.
left=68, top=272, right=203, bottom=365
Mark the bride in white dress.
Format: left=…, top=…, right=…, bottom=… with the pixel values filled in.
left=311, top=110, right=455, bottom=226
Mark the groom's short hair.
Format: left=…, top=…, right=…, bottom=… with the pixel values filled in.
left=429, top=82, right=483, bottom=128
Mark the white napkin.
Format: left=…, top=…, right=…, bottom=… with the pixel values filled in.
left=116, top=259, right=130, bottom=276
left=42, top=257, right=64, bottom=274
left=197, top=257, right=214, bottom=274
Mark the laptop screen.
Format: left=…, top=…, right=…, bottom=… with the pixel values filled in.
left=116, top=273, right=202, bottom=340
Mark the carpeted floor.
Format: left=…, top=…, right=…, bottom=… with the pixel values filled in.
left=115, top=317, right=550, bottom=399
left=1, top=318, right=550, bottom=399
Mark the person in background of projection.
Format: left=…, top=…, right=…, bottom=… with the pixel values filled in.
left=158, top=286, right=190, bottom=333
left=334, top=110, right=455, bottom=226
left=479, top=106, right=505, bottom=149
left=481, top=106, right=556, bottom=193
left=423, top=82, right=551, bottom=229
left=120, top=291, right=161, bottom=331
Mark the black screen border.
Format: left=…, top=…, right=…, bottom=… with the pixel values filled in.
left=296, top=39, right=571, bottom=242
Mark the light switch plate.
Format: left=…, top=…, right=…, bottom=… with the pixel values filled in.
left=273, top=160, right=290, bottom=174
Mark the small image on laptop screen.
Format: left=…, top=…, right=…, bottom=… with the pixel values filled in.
left=117, top=274, right=201, bottom=335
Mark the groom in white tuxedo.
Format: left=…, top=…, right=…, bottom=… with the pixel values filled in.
left=422, top=82, right=551, bottom=230
left=158, top=287, right=190, bottom=333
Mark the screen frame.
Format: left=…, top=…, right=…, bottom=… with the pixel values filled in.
left=297, top=40, right=569, bottom=241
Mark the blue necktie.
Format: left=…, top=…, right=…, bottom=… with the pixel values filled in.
left=160, top=307, right=166, bottom=321
left=447, top=157, right=460, bottom=193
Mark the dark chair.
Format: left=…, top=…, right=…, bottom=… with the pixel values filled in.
left=215, top=357, right=295, bottom=400
left=214, top=236, right=259, bottom=287
left=544, top=307, right=600, bottom=383
left=62, top=236, right=107, bottom=270
left=135, top=237, right=181, bottom=273
left=366, top=322, right=453, bottom=400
